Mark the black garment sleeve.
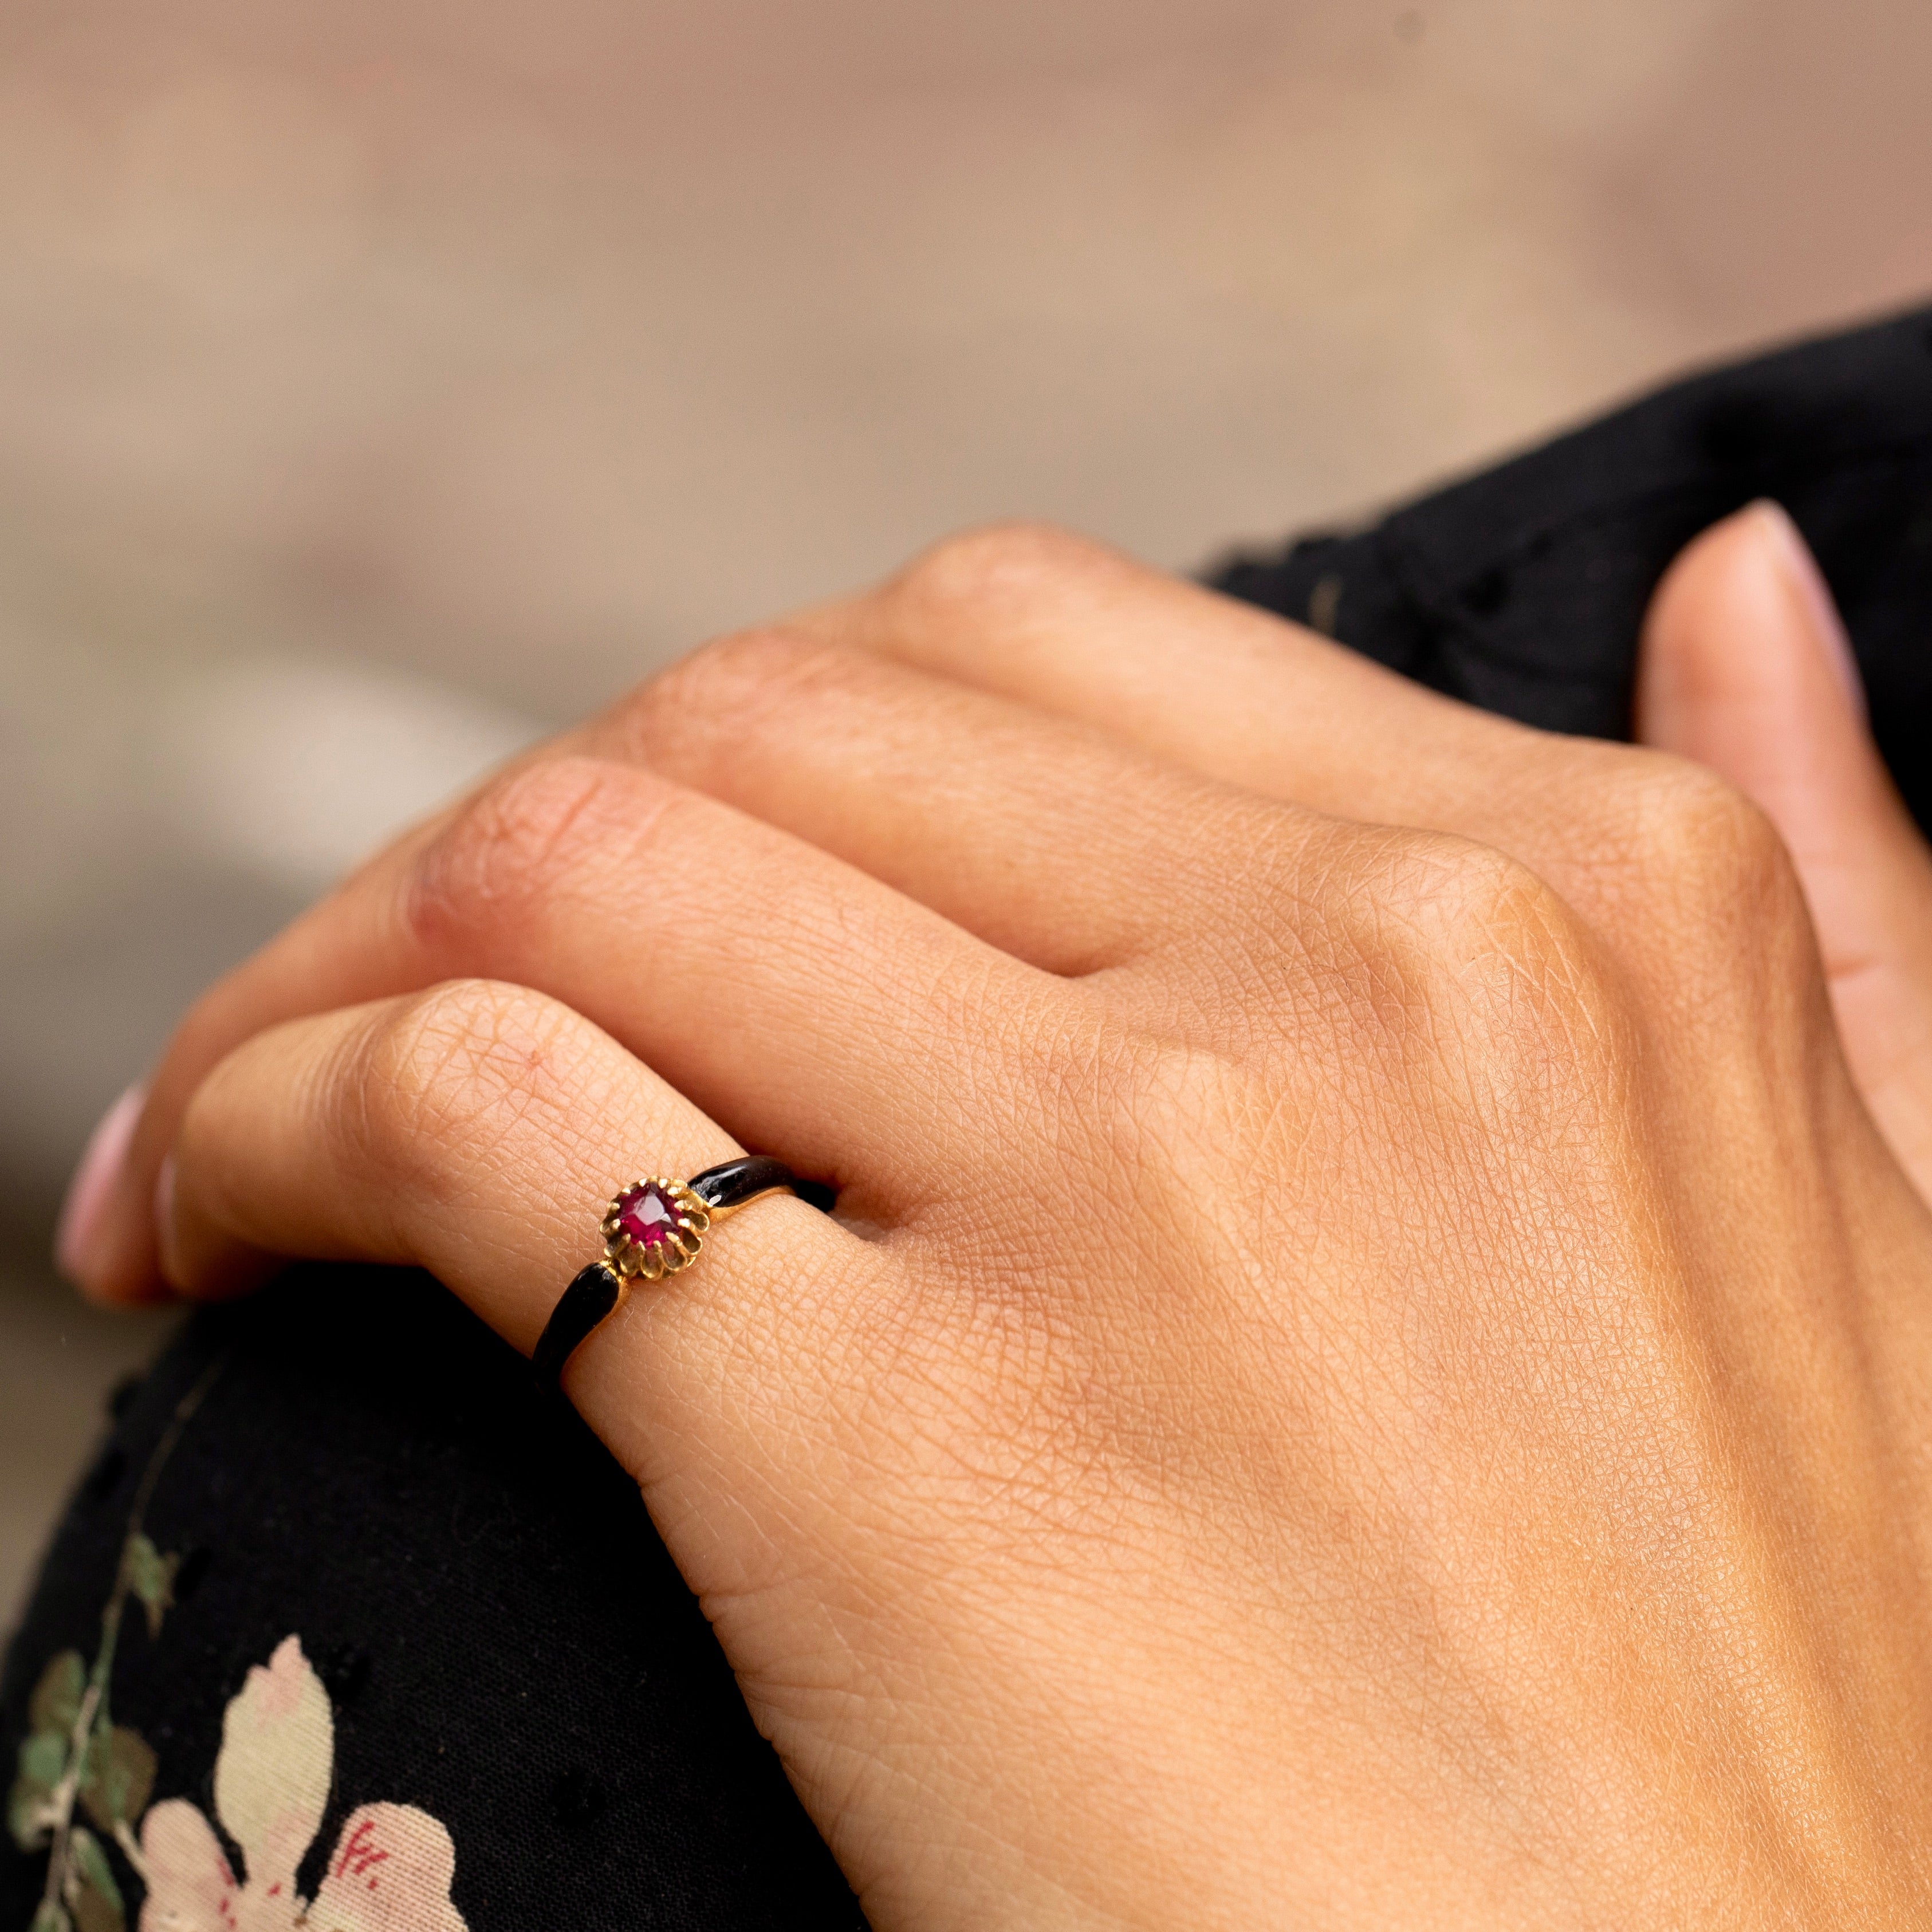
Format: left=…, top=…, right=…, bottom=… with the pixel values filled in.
left=1212, top=302, right=1932, bottom=831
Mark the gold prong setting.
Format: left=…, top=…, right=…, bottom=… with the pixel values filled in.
left=601, top=1176, right=712, bottom=1282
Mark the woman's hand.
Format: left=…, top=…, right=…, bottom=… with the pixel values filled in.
left=56, top=507, right=1932, bottom=1926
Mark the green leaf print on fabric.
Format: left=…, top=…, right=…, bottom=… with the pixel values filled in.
left=67, top=1825, right=124, bottom=1932
left=28, top=1654, right=85, bottom=1742
left=80, top=1725, right=156, bottom=1836
left=8, top=1359, right=225, bottom=1931
left=123, top=1536, right=178, bottom=1642
left=9, top=1653, right=88, bottom=1852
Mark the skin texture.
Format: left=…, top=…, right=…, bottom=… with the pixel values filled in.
left=59, top=504, right=1932, bottom=1926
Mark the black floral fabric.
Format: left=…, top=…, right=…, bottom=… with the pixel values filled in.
left=2, top=1268, right=863, bottom=1930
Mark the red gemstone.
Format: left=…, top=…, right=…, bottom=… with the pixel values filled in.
left=612, top=1182, right=683, bottom=1252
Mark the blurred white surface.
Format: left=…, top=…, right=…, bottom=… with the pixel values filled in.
left=156, top=656, right=536, bottom=892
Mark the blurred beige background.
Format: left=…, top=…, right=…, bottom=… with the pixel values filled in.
left=4, top=0, right=1930, bottom=1626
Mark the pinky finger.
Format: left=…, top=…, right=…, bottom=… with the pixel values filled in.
left=159, top=978, right=882, bottom=1445
left=160, top=978, right=702, bottom=1330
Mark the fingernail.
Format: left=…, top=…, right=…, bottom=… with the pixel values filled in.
left=55, top=1085, right=144, bottom=1285
left=1751, top=499, right=1867, bottom=721
left=153, top=1155, right=179, bottom=1286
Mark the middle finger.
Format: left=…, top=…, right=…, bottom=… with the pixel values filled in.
left=589, top=627, right=1316, bottom=978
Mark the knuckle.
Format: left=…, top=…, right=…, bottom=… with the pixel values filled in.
left=1345, top=831, right=1627, bottom=1111
left=1616, top=755, right=1803, bottom=934
left=611, top=629, right=896, bottom=798
left=1016, top=1001, right=1249, bottom=1236
left=888, top=520, right=1109, bottom=618
left=349, top=978, right=565, bottom=1183
left=1607, top=759, right=1824, bottom=1024
left=405, top=754, right=652, bottom=960
left=645, top=627, right=864, bottom=750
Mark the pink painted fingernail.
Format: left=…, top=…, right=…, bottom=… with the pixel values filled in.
left=54, top=1084, right=144, bottom=1285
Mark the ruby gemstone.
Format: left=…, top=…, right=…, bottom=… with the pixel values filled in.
left=612, top=1182, right=684, bottom=1252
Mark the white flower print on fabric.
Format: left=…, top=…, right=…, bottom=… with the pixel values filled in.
left=139, top=1636, right=466, bottom=1932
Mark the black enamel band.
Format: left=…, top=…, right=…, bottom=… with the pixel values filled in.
left=687, top=1155, right=798, bottom=1214
left=531, top=1262, right=624, bottom=1389
left=532, top=1157, right=800, bottom=1391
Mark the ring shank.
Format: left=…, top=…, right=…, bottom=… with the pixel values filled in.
left=688, top=1155, right=797, bottom=1217
left=532, top=1262, right=623, bottom=1388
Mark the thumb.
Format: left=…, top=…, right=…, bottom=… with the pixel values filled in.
left=1638, top=499, right=1932, bottom=1198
